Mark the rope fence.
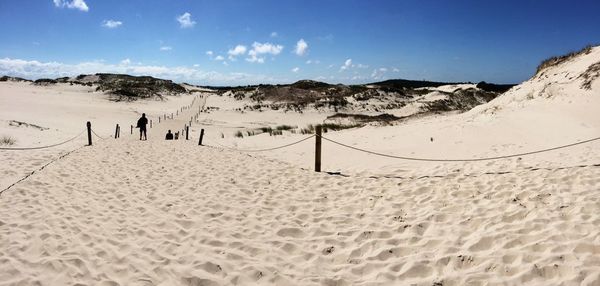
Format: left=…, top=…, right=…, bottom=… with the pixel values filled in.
left=209, top=125, right=599, bottom=172
left=0, top=130, right=86, bottom=151
left=317, top=134, right=600, bottom=162
left=91, top=129, right=109, bottom=140
left=213, top=135, right=315, bottom=152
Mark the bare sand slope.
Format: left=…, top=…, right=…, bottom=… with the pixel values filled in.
left=1, top=136, right=600, bottom=286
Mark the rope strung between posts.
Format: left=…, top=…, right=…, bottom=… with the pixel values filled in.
left=318, top=134, right=600, bottom=162
left=91, top=129, right=108, bottom=140
left=214, top=134, right=315, bottom=152
left=0, top=130, right=86, bottom=151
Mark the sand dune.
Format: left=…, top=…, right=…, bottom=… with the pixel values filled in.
left=1, top=47, right=600, bottom=285
left=2, top=135, right=600, bottom=285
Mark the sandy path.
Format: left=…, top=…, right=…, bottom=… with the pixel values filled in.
left=1, top=133, right=600, bottom=285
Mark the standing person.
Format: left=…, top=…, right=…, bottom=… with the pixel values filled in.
left=137, top=113, right=148, bottom=140
left=165, top=130, right=174, bottom=140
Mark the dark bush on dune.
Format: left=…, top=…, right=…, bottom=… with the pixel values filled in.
left=1, top=75, right=31, bottom=82
left=33, top=78, right=58, bottom=85
left=290, top=80, right=333, bottom=90
left=94, top=73, right=187, bottom=101
left=476, top=81, right=515, bottom=93
left=423, top=88, right=497, bottom=113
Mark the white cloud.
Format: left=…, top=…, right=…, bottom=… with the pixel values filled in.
left=291, top=67, right=300, bottom=73
left=357, top=64, right=369, bottom=69
left=176, top=12, right=196, bottom=28
left=193, top=64, right=200, bottom=67
left=160, top=46, right=172, bottom=51
left=102, top=20, right=122, bottom=28
left=246, top=42, right=283, bottom=63
left=214, top=55, right=225, bottom=61
left=340, top=58, right=352, bottom=71
left=393, top=67, right=400, bottom=72
left=371, top=67, right=389, bottom=79
left=53, top=0, right=89, bottom=11
left=228, top=45, right=247, bottom=61
left=0, top=57, right=281, bottom=86
left=270, top=32, right=278, bottom=38
left=206, top=51, right=214, bottom=56
left=294, top=39, right=308, bottom=56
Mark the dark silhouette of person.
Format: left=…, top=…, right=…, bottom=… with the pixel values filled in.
left=137, top=113, right=148, bottom=140
left=165, top=130, right=174, bottom=140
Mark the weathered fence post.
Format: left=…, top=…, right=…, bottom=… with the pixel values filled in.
left=315, top=125, right=322, bottom=172
left=115, top=124, right=119, bottom=139
left=171, top=113, right=173, bottom=119
left=164, top=114, right=166, bottom=120
left=186, top=125, right=189, bottom=140
left=198, top=129, right=204, bottom=145
left=150, top=120, right=152, bottom=128
left=87, top=121, right=92, bottom=146
left=158, top=116, right=161, bottom=123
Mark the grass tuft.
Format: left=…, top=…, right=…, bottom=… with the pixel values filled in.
left=0, top=135, right=16, bottom=146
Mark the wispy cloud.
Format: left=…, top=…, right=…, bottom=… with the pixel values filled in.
left=53, top=0, right=89, bottom=11
left=214, top=55, right=225, bottom=61
left=371, top=67, right=389, bottom=80
left=0, top=57, right=281, bottom=86
left=159, top=46, right=172, bottom=51
left=206, top=51, right=214, bottom=57
left=294, top=39, right=308, bottom=56
left=291, top=67, right=300, bottom=73
left=247, top=42, right=283, bottom=63
left=340, top=59, right=352, bottom=71
left=176, top=12, right=196, bottom=28
left=228, top=45, right=247, bottom=61
left=120, top=58, right=131, bottom=66
left=339, top=59, right=368, bottom=71
left=102, top=20, right=122, bottom=28
left=270, top=32, right=278, bottom=38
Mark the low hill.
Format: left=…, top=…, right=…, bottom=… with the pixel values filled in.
left=474, top=44, right=600, bottom=115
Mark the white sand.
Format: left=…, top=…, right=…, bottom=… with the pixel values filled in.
left=1, top=47, right=600, bottom=285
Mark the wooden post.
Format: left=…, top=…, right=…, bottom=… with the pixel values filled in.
left=198, top=129, right=204, bottom=145
left=171, top=113, right=173, bottom=119
left=164, top=114, right=166, bottom=120
left=131, top=125, right=133, bottom=135
left=315, top=125, right=322, bottom=172
left=117, top=125, right=120, bottom=138
left=86, top=121, right=92, bottom=146
left=186, top=125, right=189, bottom=140
left=115, top=124, right=119, bottom=139
left=150, top=120, right=152, bottom=128
left=158, top=117, right=161, bottom=123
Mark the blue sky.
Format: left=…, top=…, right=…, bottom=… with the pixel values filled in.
left=1, top=0, right=599, bottom=86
